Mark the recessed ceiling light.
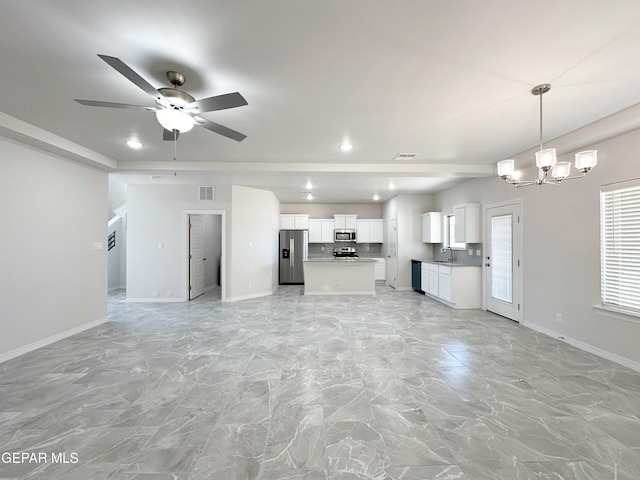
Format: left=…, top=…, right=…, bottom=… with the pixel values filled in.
left=338, top=143, right=353, bottom=152
left=307, top=193, right=313, bottom=201
left=126, top=139, right=143, bottom=149
left=306, top=181, right=313, bottom=190
left=373, top=194, right=380, bottom=201
left=388, top=183, right=395, bottom=190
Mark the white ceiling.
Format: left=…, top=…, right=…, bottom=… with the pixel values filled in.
left=3, top=1, right=640, bottom=203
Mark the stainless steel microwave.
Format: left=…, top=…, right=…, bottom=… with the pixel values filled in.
left=334, top=229, right=357, bottom=242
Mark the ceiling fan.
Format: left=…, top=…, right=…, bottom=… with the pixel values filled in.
left=74, top=54, right=247, bottom=142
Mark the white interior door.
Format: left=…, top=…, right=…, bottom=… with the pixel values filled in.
left=387, top=219, right=398, bottom=289
left=485, top=201, right=522, bottom=321
left=189, top=214, right=205, bottom=300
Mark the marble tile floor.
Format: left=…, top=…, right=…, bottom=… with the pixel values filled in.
left=1, top=286, right=640, bottom=479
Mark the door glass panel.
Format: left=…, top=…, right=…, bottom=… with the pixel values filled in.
left=491, top=214, right=512, bottom=302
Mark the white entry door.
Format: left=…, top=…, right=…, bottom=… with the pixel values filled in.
left=189, top=214, right=205, bottom=300
left=485, top=201, right=522, bottom=321
left=387, top=219, right=398, bottom=289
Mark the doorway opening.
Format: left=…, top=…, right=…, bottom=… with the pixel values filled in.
left=184, top=210, right=226, bottom=301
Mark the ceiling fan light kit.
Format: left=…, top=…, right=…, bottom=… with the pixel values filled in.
left=497, top=84, right=597, bottom=187
left=156, top=109, right=195, bottom=133
left=74, top=54, right=247, bottom=141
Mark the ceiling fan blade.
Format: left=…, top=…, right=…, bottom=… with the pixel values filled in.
left=74, top=99, right=156, bottom=111
left=97, top=54, right=163, bottom=101
left=196, top=117, right=247, bottom=142
left=163, top=129, right=179, bottom=141
left=187, top=92, right=248, bottom=112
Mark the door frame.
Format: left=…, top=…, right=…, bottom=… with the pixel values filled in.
left=387, top=218, right=398, bottom=289
left=182, top=210, right=227, bottom=302
left=482, top=198, right=523, bottom=322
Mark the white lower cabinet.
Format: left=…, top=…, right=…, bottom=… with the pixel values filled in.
left=427, top=263, right=439, bottom=296
left=421, top=264, right=428, bottom=293
left=422, top=262, right=481, bottom=309
left=374, top=258, right=387, bottom=281
left=438, top=266, right=452, bottom=301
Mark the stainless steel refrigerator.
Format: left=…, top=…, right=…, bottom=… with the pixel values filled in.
left=279, top=229, right=308, bottom=284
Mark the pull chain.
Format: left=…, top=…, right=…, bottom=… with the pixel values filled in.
left=173, top=129, right=178, bottom=176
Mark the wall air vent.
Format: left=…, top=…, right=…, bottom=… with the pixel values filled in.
left=199, top=186, right=214, bottom=201
left=393, top=153, right=418, bottom=161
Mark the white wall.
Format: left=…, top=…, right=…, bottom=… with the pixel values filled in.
left=383, top=194, right=435, bottom=289
left=229, top=185, right=280, bottom=300
left=126, top=184, right=231, bottom=301
left=0, top=137, right=108, bottom=360
left=108, top=177, right=127, bottom=220
left=127, top=184, right=279, bottom=302
left=434, top=128, right=640, bottom=368
left=281, top=203, right=382, bottom=218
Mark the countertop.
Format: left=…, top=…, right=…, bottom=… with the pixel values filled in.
left=412, top=258, right=482, bottom=268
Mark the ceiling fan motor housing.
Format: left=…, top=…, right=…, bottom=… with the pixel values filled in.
left=157, top=88, right=195, bottom=109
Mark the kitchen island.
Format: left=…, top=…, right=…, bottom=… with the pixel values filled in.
left=303, top=258, right=376, bottom=295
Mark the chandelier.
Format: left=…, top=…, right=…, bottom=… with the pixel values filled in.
left=497, top=84, right=597, bottom=187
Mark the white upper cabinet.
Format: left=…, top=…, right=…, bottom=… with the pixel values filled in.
left=308, top=219, right=322, bottom=242
left=356, top=220, right=370, bottom=243
left=422, top=212, right=442, bottom=243
left=453, top=203, right=481, bottom=243
left=280, top=214, right=309, bottom=230
left=357, top=219, right=383, bottom=243
left=369, top=219, right=383, bottom=243
left=308, top=219, right=335, bottom=243
left=333, top=214, right=357, bottom=229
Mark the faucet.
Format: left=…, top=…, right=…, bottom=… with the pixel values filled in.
left=444, top=246, right=456, bottom=263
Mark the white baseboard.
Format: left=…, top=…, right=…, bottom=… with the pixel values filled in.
left=125, top=297, right=185, bottom=303
left=522, top=320, right=640, bottom=373
left=0, top=316, right=108, bottom=364
left=226, top=290, right=273, bottom=302
left=304, top=291, right=376, bottom=296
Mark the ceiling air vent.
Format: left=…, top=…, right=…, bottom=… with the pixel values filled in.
left=393, top=153, right=418, bottom=161
left=199, top=186, right=214, bottom=201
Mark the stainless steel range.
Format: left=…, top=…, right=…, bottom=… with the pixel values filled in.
left=333, top=246, right=358, bottom=258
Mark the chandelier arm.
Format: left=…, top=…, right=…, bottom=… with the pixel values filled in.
left=514, top=181, right=537, bottom=188
left=562, top=172, right=588, bottom=181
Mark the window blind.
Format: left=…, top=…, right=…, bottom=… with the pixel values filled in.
left=600, top=180, right=640, bottom=314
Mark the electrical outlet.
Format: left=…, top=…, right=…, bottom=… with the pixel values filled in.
left=555, top=313, right=562, bottom=323
left=468, top=249, right=473, bottom=255
left=249, top=282, right=253, bottom=289
left=475, top=249, right=481, bottom=256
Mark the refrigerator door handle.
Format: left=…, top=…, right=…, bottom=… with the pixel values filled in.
left=290, top=238, right=295, bottom=268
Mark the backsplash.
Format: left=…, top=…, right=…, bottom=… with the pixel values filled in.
left=432, top=242, right=483, bottom=265
left=308, top=243, right=382, bottom=258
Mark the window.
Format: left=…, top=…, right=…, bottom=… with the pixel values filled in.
left=600, top=180, right=640, bottom=315
left=445, top=214, right=466, bottom=250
